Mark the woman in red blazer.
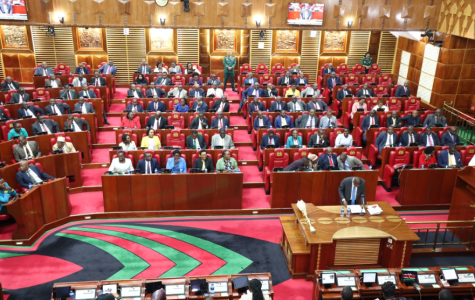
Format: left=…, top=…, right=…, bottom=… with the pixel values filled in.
left=121, top=111, right=141, bottom=129
left=419, top=146, right=437, bottom=168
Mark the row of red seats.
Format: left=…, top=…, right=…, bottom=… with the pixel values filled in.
left=134, top=74, right=218, bottom=86
left=7, top=133, right=74, bottom=164
left=3, top=86, right=102, bottom=103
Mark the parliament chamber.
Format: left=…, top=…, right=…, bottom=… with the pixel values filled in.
left=0, top=1, right=475, bottom=300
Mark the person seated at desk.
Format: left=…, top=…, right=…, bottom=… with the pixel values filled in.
left=317, top=147, right=338, bottom=170
left=34, top=62, right=54, bottom=77
left=168, top=85, right=188, bottom=98
left=127, top=83, right=144, bottom=98
left=168, top=61, right=181, bottom=74
left=10, top=87, right=29, bottom=104
left=243, top=72, right=259, bottom=86
left=206, top=73, right=221, bottom=85
left=174, top=98, right=189, bottom=112
left=337, top=84, right=353, bottom=101
left=141, top=128, right=161, bottom=150
left=146, top=82, right=167, bottom=99
left=189, top=84, right=205, bottom=98
left=166, top=149, right=187, bottom=173
left=121, top=111, right=141, bottom=129
left=0, top=106, right=10, bottom=121
left=189, top=74, right=203, bottom=86
left=189, top=111, right=209, bottom=129
left=153, top=62, right=168, bottom=74
left=356, top=83, right=377, bottom=97
left=60, top=84, right=77, bottom=100
left=137, top=59, right=152, bottom=74
left=338, top=176, right=366, bottom=205
left=206, top=82, right=224, bottom=98
left=277, top=71, right=294, bottom=86
left=74, top=97, right=94, bottom=114
left=146, top=111, right=168, bottom=130
left=184, top=62, right=201, bottom=75
left=419, top=146, right=437, bottom=168
left=98, top=60, right=117, bottom=76
left=147, top=95, right=166, bottom=112
left=326, top=71, right=342, bottom=91
left=1, top=76, right=20, bottom=91
left=119, top=133, right=137, bottom=150
left=306, top=96, right=327, bottom=112
left=285, top=84, right=301, bottom=98
left=45, top=74, right=62, bottom=88
left=341, top=286, right=354, bottom=300
left=361, top=52, right=373, bottom=73
left=385, top=112, right=401, bottom=128
left=260, top=130, right=280, bottom=150
left=240, top=82, right=263, bottom=112
left=372, top=100, right=389, bottom=113
left=45, top=99, right=65, bottom=115
left=270, top=96, right=287, bottom=112
left=126, top=98, right=144, bottom=113
left=438, top=144, right=463, bottom=168
left=64, top=114, right=90, bottom=132
left=381, top=281, right=405, bottom=300
left=351, top=97, right=368, bottom=119
left=109, top=151, right=134, bottom=174
left=441, top=126, right=460, bottom=146
left=337, top=153, right=364, bottom=170
left=211, top=128, right=235, bottom=149
left=400, top=110, right=421, bottom=127
left=211, top=95, right=230, bottom=113
left=75, top=62, right=90, bottom=75
left=361, top=110, right=380, bottom=141
left=308, top=129, right=329, bottom=147
left=8, top=122, right=28, bottom=140
left=375, top=126, right=398, bottom=154
left=294, top=73, right=308, bottom=86
left=319, top=110, right=337, bottom=129
left=13, top=136, right=41, bottom=162
left=394, top=80, right=411, bottom=97
left=32, top=115, right=60, bottom=135
left=18, top=102, right=42, bottom=119
left=72, top=74, right=87, bottom=87
left=286, top=129, right=303, bottom=148
left=193, top=149, right=214, bottom=173
left=301, top=83, right=320, bottom=98
left=335, top=128, right=354, bottom=147
left=287, top=96, right=306, bottom=112
left=439, top=289, right=453, bottom=300
left=322, top=63, right=336, bottom=77
left=52, top=136, right=76, bottom=153
left=239, top=279, right=270, bottom=300
left=78, top=84, right=97, bottom=99
left=400, top=125, right=419, bottom=146
left=0, top=178, right=17, bottom=214
left=296, top=109, right=318, bottom=129
left=289, top=64, right=303, bottom=75
left=137, top=152, right=161, bottom=174
left=284, top=156, right=311, bottom=171
left=90, top=71, right=107, bottom=87
left=253, top=111, right=271, bottom=130
left=216, top=150, right=239, bottom=172
left=211, top=112, right=230, bottom=129
left=191, top=96, right=208, bottom=113
left=274, top=110, right=294, bottom=129
left=419, top=127, right=440, bottom=146
left=16, top=160, right=55, bottom=189
left=424, top=109, right=447, bottom=128
left=262, top=83, right=278, bottom=98
left=186, top=129, right=207, bottom=149
left=249, top=97, right=266, bottom=114
left=155, top=74, right=172, bottom=86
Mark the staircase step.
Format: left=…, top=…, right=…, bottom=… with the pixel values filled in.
left=93, top=143, right=115, bottom=149
left=235, top=142, right=253, bottom=146
left=238, top=160, right=258, bottom=166
left=243, top=182, right=265, bottom=188
left=82, top=163, right=110, bottom=169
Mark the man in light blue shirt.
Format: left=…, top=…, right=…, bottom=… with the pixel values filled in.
left=166, top=150, right=187, bottom=173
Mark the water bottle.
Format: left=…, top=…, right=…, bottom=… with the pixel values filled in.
left=210, top=283, right=215, bottom=296
left=346, top=207, right=351, bottom=218
left=154, top=168, right=158, bottom=174
left=127, top=169, right=131, bottom=174
left=421, top=164, right=424, bottom=169
left=402, top=164, right=406, bottom=169
left=28, top=183, right=33, bottom=190
left=228, top=166, right=231, bottom=172
left=98, top=290, right=103, bottom=296
left=204, top=169, right=207, bottom=173
left=340, top=206, right=345, bottom=217
left=225, top=125, right=228, bottom=129
left=369, top=165, right=372, bottom=170
left=69, top=290, right=75, bottom=300
left=134, top=125, right=137, bottom=129
left=0, top=102, right=3, bottom=106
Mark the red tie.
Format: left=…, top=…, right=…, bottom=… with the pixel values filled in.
left=428, top=135, right=433, bottom=146
left=220, top=119, right=223, bottom=128
left=68, top=92, right=71, bottom=100
left=42, top=124, right=47, bottom=132
left=154, top=103, right=157, bottom=111
left=410, top=134, right=413, bottom=143
left=107, top=67, right=111, bottom=74
left=332, top=79, right=335, bottom=86
left=371, top=117, right=374, bottom=125
left=329, top=156, right=333, bottom=166
left=95, top=79, right=98, bottom=86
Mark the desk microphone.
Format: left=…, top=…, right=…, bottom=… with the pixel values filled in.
left=359, top=194, right=366, bottom=216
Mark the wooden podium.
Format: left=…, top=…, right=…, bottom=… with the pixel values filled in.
left=280, top=201, right=419, bottom=280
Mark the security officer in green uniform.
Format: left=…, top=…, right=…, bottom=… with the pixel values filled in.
left=361, top=52, right=373, bottom=74
left=223, top=50, right=237, bottom=93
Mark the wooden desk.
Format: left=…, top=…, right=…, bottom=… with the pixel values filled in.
left=5, top=178, right=69, bottom=240
left=448, top=167, right=475, bottom=244
left=122, top=97, right=221, bottom=112
left=102, top=173, right=243, bottom=212
left=433, top=266, right=475, bottom=296
left=118, top=112, right=231, bottom=129
left=340, top=97, right=422, bottom=119
left=247, top=111, right=321, bottom=133
left=256, top=128, right=337, bottom=149
left=271, top=170, right=378, bottom=208
left=396, top=268, right=443, bottom=297
left=281, top=202, right=419, bottom=279
left=313, top=270, right=362, bottom=300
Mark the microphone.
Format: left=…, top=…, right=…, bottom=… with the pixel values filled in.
left=359, top=194, right=366, bottom=216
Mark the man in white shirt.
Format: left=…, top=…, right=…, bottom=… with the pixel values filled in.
left=335, top=128, right=353, bottom=147
left=301, top=83, right=321, bottom=97
left=206, top=82, right=224, bottom=98
left=72, top=74, right=87, bottom=87
left=168, top=84, right=188, bottom=98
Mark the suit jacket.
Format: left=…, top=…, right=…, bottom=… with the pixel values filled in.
left=0, top=108, right=10, bottom=120
left=260, top=134, right=281, bottom=150
left=137, top=158, right=161, bottom=173
left=317, top=154, right=339, bottom=170
left=193, top=157, right=214, bottom=173
left=126, top=104, right=144, bottom=113
left=270, top=101, right=287, bottom=112
left=394, top=86, right=411, bottom=97
left=17, top=105, right=43, bottom=118
left=137, top=65, right=152, bottom=74
left=338, top=177, right=366, bottom=205
left=52, top=142, right=76, bottom=153
left=419, top=132, right=440, bottom=146
left=399, top=132, right=420, bottom=146
left=72, top=78, right=87, bottom=87
left=13, top=142, right=41, bottom=162
left=295, top=114, right=319, bottom=128
left=243, top=78, right=259, bottom=86
left=277, top=76, right=294, bottom=86
left=322, top=67, right=336, bottom=77
left=337, top=156, right=364, bottom=170
left=294, top=78, right=308, bottom=86
left=361, top=115, right=380, bottom=131
left=400, top=115, right=422, bottom=127
left=146, top=116, right=168, bottom=129
left=206, top=78, right=222, bottom=85
left=386, top=116, right=402, bottom=127
left=1, top=81, right=20, bottom=91
left=186, top=135, right=207, bottom=149
left=441, top=132, right=460, bottom=146
left=375, top=132, right=399, bottom=152
left=32, top=120, right=60, bottom=135
left=168, top=88, right=187, bottom=98
left=274, top=116, right=294, bottom=129
left=75, top=67, right=90, bottom=75
left=326, top=76, right=343, bottom=91
left=438, top=150, right=463, bottom=168
left=211, top=134, right=234, bottom=149
left=34, top=67, right=54, bottom=76
left=189, top=117, right=209, bottom=129
left=78, top=90, right=97, bottom=99
left=287, top=100, right=307, bottom=112
left=253, top=116, right=272, bottom=130
left=74, top=102, right=95, bottom=113
left=45, top=104, right=66, bottom=115
left=243, top=87, right=263, bottom=99
left=423, top=114, right=447, bottom=128
left=210, top=100, right=230, bottom=112
left=98, top=64, right=117, bottom=76
left=60, top=89, right=78, bottom=100
left=190, top=100, right=208, bottom=113
left=146, top=87, right=166, bottom=98
left=356, top=89, right=376, bottom=97
left=189, top=89, right=205, bottom=98
left=262, top=88, right=278, bottom=97
left=306, top=100, right=328, bottom=112
left=249, top=102, right=266, bottom=114
left=10, top=93, right=29, bottom=104
left=155, top=76, right=172, bottom=86
left=318, top=116, right=337, bottom=128
left=308, top=134, right=329, bottom=147
left=126, top=89, right=144, bottom=98
left=146, top=101, right=166, bottom=112
left=45, top=79, right=62, bottom=88
left=16, top=165, right=54, bottom=188
left=89, top=77, right=107, bottom=87
left=210, top=117, right=230, bottom=129
left=64, top=119, right=91, bottom=131
left=0, top=3, right=12, bottom=14
left=301, top=87, right=321, bottom=98
left=337, top=89, right=353, bottom=101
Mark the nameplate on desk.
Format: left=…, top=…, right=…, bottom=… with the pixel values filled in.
left=377, top=275, right=396, bottom=285
left=458, top=273, right=475, bottom=283
left=210, top=282, right=228, bottom=293
left=165, top=284, right=185, bottom=295
left=75, top=289, right=96, bottom=300
left=261, top=280, right=269, bottom=291
left=337, top=276, right=356, bottom=287
left=121, top=286, right=141, bottom=297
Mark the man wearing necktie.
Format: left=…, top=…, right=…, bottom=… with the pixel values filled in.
left=441, top=126, right=460, bottom=146
left=13, top=136, right=42, bottom=162
left=0, top=76, right=20, bottom=91
left=137, top=152, right=161, bottom=174
left=46, top=99, right=64, bottom=115
left=98, top=60, right=117, bottom=76
left=437, top=144, right=463, bottom=168
left=338, top=177, right=366, bottom=206
left=421, top=127, right=440, bottom=146
left=185, top=130, right=207, bottom=150
left=16, top=160, right=55, bottom=189
left=395, top=80, right=411, bottom=97
left=317, top=147, right=338, bottom=170
left=138, top=59, right=151, bottom=74
left=32, top=115, right=60, bottom=135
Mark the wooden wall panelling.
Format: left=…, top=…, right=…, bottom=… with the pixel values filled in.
left=177, top=29, right=199, bottom=65
left=437, top=0, right=473, bottom=39
left=300, top=30, right=321, bottom=83
left=250, top=30, right=272, bottom=70
left=146, top=56, right=179, bottom=69
left=378, top=31, right=397, bottom=73
left=76, top=55, right=109, bottom=73
left=241, top=30, right=250, bottom=65
left=0, top=53, right=4, bottom=81
left=369, top=31, right=381, bottom=63
left=347, top=31, right=371, bottom=68
left=199, top=29, right=210, bottom=75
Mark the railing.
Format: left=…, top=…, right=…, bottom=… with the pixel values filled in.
left=443, top=103, right=475, bottom=145
left=407, top=219, right=475, bottom=251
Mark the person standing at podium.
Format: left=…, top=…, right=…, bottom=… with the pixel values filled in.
left=0, top=178, right=17, bottom=214
left=338, top=177, right=366, bottom=206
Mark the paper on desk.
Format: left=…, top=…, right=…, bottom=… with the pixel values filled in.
left=348, top=205, right=363, bottom=214
left=367, top=204, right=382, bottom=215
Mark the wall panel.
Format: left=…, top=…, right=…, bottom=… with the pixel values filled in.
left=300, top=30, right=321, bottom=83
left=250, top=30, right=272, bottom=70
left=347, top=31, right=371, bottom=68
left=378, top=32, right=397, bottom=73
left=31, top=26, right=75, bottom=71
left=177, top=29, right=199, bottom=65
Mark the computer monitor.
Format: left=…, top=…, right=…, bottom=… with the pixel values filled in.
left=121, top=287, right=141, bottom=298
left=363, top=273, right=377, bottom=287
left=337, top=276, right=356, bottom=287
left=377, top=275, right=397, bottom=286
left=54, top=286, right=71, bottom=299
left=322, top=273, right=336, bottom=285
left=74, top=289, right=96, bottom=300
left=145, top=281, right=163, bottom=294
left=417, top=274, right=437, bottom=284
left=401, top=270, right=417, bottom=286
left=442, top=269, right=458, bottom=281
left=261, top=280, right=269, bottom=291
left=190, top=279, right=207, bottom=292
left=102, top=284, right=118, bottom=294
left=458, top=273, right=475, bottom=283
left=232, top=275, right=249, bottom=292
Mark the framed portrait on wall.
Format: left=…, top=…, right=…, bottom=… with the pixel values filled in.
left=146, top=28, right=177, bottom=55
left=210, top=29, right=241, bottom=56
left=0, top=25, right=29, bottom=50
left=271, top=30, right=301, bottom=55
left=76, top=27, right=104, bottom=51
left=320, top=31, right=349, bottom=56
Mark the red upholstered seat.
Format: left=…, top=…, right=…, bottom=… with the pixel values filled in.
left=33, top=88, right=50, bottom=101
left=362, top=75, right=376, bottom=86
left=259, top=74, right=274, bottom=86
left=55, top=63, right=70, bottom=75
left=168, top=98, right=182, bottom=111
left=166, top=129, right=185, bottom=148
left=461, top=145, right=475, bottom=165
left=240, top=63, right=252, bottom=75
left=192, top=150, right=212, bottom=165
left=1, top=120, right=18, bottom=142
left=264, top=149, right=289, bottom=194
left=118, top=129, right=138, bottom=146
left=292, top=148, right=311, bottom=162
left=284, top=129, right=303, bottom=144
left=383, top=147, right=411, bottom=189
left=256, top=63, right=269, bottom=74
left=368, top=63, right=381, bottom=75
left=141, top=132, right=162, bottom=143
left=329, top=128, right=344, bottom=147
left=378, top=74, right=392, bottom=86
left=167, top=113, right=185, bottom=129
left=374, top=86, right=389, bottom=97
left=437, top=126, right=451, bottom=140
left=367, top=128, right=389, bottom=166
left=386, top=98, right=402, bottom=111
left=17, top=160, right=48, bottom=192
left=345, top=74, right=359, bottom=85
left=257, top=130, right=281, bottom=171
left=271, top=64, right=284, bottom=75
left=50, top=135, right=72, bottom=149
left=191, top=63, right=202, bottom=74
left=353, top=64, right=365, bottom=74
left=367, top=98, right=379, bottom=111
left=138, top=150, right=161, bottom=163
left=112, top=151, right=135, bottom=167
left=217, top=152, right=238, bottom=162
left=165, top=151, right=187, bottom=165
left=288, top=63, right=298, bottom=70
left=126, top=99, right=144, bottom=108
left=172, top=74, right=185, bottom=86
left=405, top=98, right=420, bottom=112
left=412, top=147, right=426, bottom=168
left=336, top=63, right=349, bottom=75
left=194, top=129, right=210, bottom=146
left=379, top=112, right=393, bottom=129
left=390, top=84, right=401, bottom=97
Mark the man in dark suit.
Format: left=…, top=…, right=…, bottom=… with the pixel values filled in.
left=361, top=110, right=380, bottom=141
left=270, top=96, right=287, bottom=112
left=308, top=129, right=329, bottom=147
left=356, top=83, right=376, bottom=97
left=322, top=63, right=336, bottom=77
left=32, top=115, right=60, bottom=135
left=399, top=125, right=419, bottom=146
left=45, top=99, right=66, bottom=115
left=136, top=152, right=161, bottom=174
left=74, top=97, right=95, bottom=114
left=206, top=74, right=221, bottom=86
left=240, top=82, right=263, bottom=112
left=126, top=84, right=144, bottom=98
left=306, top=96, right=328, bottom=111
left=75, top=63, right=90, bottom=75
left=1, top=76, right=20, bottom=91
left=260, top=130, right=280, bottom=150
left=146, top=95, right=166, bottom=112
left=16, top=160, right=55, bottom=189
left=190, top=97, right=208, bottom=113
left=243, top=73, right=259, bottom=86
left=10, top=87, right=29, bottom=103
left=438, top=144, right=463, bottom=168
left=277, top=71, right=294, bottom=86
left=338, top=177, right=366, bottom=206
left=400, top=110, right=422, bottom=127
left=34, top=62, right=54, bottom=76
left=13, top=136, right=41, bottom=162
left=17, top=102, right=44, bottom=119
left=394, top=80, right=411, bottom=97
left=189, top=112, right=209, bottom=129
left=137, top=59, right=152, bottom=74
left=154, top=75, right=172, bottom=86
left=337, top=153, right=364, bottom=171
left=317, top=147, right=339, bottom=170
left=193, top=150, right=215, bottom=173
left=211, top=96, right=230, bottom=113
left=419, top=127, right=440, bottom=146
left=336, top=84, right=353, bottom=101
left=146, top=82, right=166, bottom=98
left=89, top=71, right=107, bottom=87
left=249, top=97, right=266, bottom=114
left=423, top=109, right=447, bottom=128
left=262, top=83, right=278, bottom=97
left=146, top=111, right=168, bottom=130
left=98, top=60, right=117, bottom=76
left=274, top=110, right=294, bottom=129
left=375, top=126, right=399, bottom=154
left=60, top=84, right=78, bottom=100
left=296, top=109, right=319, bottom=129
left=64, top=114, right=91, bottom=132
left=294, top=73, right=308, bottom=86
left=326, top=72, right=342, bottom=91
left=126, top=98, right=144, bottom=112
left=253, top=111, right=271, bottom=130
left=78, top=84, right=97, bottom=99
left=211, top=112, right=230, bottom=129
left=0, top=1, right=13, bottom=14
left=45, top=74, right=62, bottom=88
left=189, top=84, right=205, bottom=98
left=441, top=126, right=461, bottom=146
left=386, top=111, right=402, bottom=127
left=186, top=130, right=207, bottom=149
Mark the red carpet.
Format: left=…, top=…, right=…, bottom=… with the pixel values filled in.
left=91, top=148, right=111, bottom=163
left=69, top=192, right=104, bottom=215
left=241, top=165, right=264, bottom=182
left=239, top=146, right=258, bottom=160
left=375, top=185, right=400, bottom=206
left=274, top=279, right=313, bottom=300
left=109, top=102, right=125, bottom=113
left=81, top=168, right=107, bottom=186
left=114, top=88, right=128, bottom=99
left=234, top=130, right=252, bottom=142
left=242, top=188, right=270, bottom=209
left=107, top=116, right=122, bottom=127
left=230, top=115, right=247, bottom=125
left=97, top=131, right=117, bottom=144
